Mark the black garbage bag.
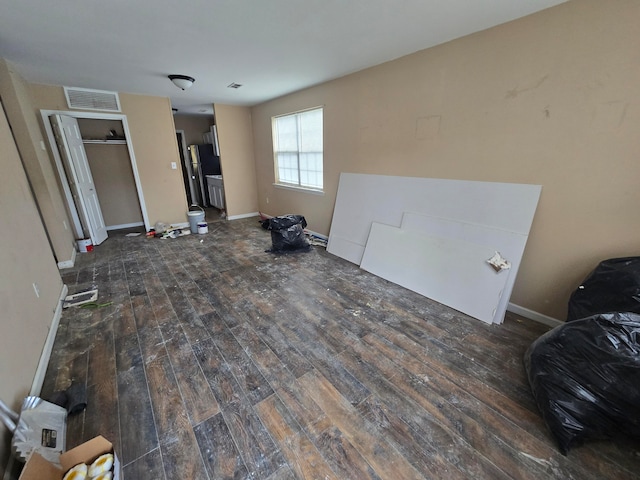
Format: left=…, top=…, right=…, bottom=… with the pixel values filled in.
left=260, top=215, right=310, bottom=252
left=568, top=257, right=640, bottom=321
left=524, top=312, right=640, bottom=454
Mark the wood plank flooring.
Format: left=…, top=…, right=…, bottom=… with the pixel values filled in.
left=41, top=216, right=640, bottom=479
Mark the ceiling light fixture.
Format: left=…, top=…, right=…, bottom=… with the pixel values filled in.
left=168, top=75, right=195, bottom=90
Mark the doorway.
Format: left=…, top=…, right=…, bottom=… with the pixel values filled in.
left=172, top=113, right=218, bottom=207
left=41, top=109, right=150, bottom=245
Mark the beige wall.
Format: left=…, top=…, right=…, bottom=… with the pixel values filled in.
left=78, top=118, right=143, bottom=227
left=0, top=101, right=63, bottom=469
left=29, top=85, right=188, bottom=226
left=215, top=104, right=259, bottom=218
left=84, top=144, right=143, bottom=227
left=0, top=59, right=76, bottom=264
left=119, top=93, right=187, bottom=225
left=251, top=0, right=640, bottom=320
left=173, top=114, right=214, bottom=145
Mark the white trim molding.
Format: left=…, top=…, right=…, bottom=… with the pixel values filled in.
left=227, top=212, right=260, bottom=221
left=304, top=229, right=328, bottom=241
left=30, top=283, right=68, bottom=396
left=106, top=221, right=145, bottom=231
left=57, top=244, right=76, bottom=269
left=507, top=302, right=563, bottom=328
left=40, top=109, right=151, bottom=233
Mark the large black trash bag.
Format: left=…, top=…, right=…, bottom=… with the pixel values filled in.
left=260, top=215, right=310, bottom=252
left=524, top=312, right=640, bottom=454
left=568, top=257, right=640, bottom=321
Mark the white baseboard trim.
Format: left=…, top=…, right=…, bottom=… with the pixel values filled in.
left=57, top=244, right=76, bottom=269
left=29, top=283, right=68, bottom=396
left=227, top=212, right=260, bottom=221
left=304, top=229, right=328, bottom=241
left=106, top=221, right=145, bottom=231
left=57, top=259, right=73, bottom=269
left=507, top=302, right=563, bottom=328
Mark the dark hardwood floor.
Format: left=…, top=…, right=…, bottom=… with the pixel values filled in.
left=42, top=217, right=640, bottom=479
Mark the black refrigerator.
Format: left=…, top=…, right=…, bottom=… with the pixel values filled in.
left=188, top=144, right=221, bottom=207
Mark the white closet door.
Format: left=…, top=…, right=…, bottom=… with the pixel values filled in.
left=51, top=114, right=108, bottom=245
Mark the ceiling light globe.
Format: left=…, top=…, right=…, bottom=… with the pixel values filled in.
left=168, top=75, right=195, bottom=90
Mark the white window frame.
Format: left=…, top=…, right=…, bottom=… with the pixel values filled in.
left=272, top=106, right=323, bottom=193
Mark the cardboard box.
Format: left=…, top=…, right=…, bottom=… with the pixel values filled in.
left=19, top=436, right=120, bottom=480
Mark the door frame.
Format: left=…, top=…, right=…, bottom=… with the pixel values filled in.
left=176, top=129, right=196, bottom=204
left=40, top=109, right=151, bottom=233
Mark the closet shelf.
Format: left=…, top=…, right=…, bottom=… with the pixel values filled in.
left=82, top=139, right=127, bottom=145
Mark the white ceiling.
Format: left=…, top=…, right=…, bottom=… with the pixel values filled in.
left=0, top=0, right=566, bottom=115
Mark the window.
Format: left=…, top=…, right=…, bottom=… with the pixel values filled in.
left=272, top=107, right=323, bottom=191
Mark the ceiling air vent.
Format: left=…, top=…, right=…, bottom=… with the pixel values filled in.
left=64, top=87, right=121, bottom=112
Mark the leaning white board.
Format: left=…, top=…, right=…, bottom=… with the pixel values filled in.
left=400, top=212, right=528, bottom=324
left=327, top=173, right=541, bottom=265
left=361, top=223, right=511, bottom=324
left=326, top=173, right=541, bottom=324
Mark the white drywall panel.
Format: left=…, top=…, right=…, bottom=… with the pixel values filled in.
left=326, top=235, right=366, bottom=265
left=361, top=223, right=511, bottom=324
left=327, top=173, right=541, bottom=264
left=401, top=212, right=528, bottom=323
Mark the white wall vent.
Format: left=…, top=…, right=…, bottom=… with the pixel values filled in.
left=64, top=87, right=121, bottom=112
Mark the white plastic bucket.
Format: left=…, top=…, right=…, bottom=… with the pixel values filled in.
left=77, top=239, right=93, bottom=253
left=187, top=205, right=205, bottom=232
left=197, top=222, right=208, bottom=234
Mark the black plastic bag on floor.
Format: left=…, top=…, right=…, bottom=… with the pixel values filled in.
left=260, top=215, right=310, bottom=252
left=568, top=257, right=640, bottom=321
left=524, top=312, right=640, bottom=454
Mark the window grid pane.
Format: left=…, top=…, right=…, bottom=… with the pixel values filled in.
left=277, top=152, right=299, bottom=184
left=273, top=108, right=323, bottom=190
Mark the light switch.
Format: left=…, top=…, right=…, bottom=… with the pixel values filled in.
left=171, top=162, right=177, bottom=170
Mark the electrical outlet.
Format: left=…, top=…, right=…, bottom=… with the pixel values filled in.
left=63, top=220, right=68, bottom=230
left=266, top=197, right=269, bottom=204
left=171, top=162, right=177, bottom=170
left=40, top=140, right=46, bottom=151
left=33, top=282, right=40, bottom=298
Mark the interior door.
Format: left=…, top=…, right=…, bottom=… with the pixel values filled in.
left=50, top=114, right=108, bottom=245
left=188, top=145, right=204, bottom=205
left=176, top=131, right=193, bottom=205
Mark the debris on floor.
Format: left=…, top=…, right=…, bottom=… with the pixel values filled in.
left=146, top=226, right=192, bottom=239
left=159, top=227, right=191, bottom=239
left=568, top=256, right=640, bottom=320
left=306, top=233, right=328, bottom=247
left=47, top=383, right=87, bottom=415
left=1, top=396, right=67, bottom=463
left=125, top=232, right=142, bottom=237
left=63, top=289, right=98, bottom=308
left=154, top=221, right=169, bottom=233
left=525, top=312, right=640, bottom=454
left=76, top=238, right=93, bottom=253
left=261, top=214, right=311, bottom=253
left=79, top=301, right=113, bottom=309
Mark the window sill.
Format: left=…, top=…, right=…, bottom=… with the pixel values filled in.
left=273, top=183, right=324, bottom=196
